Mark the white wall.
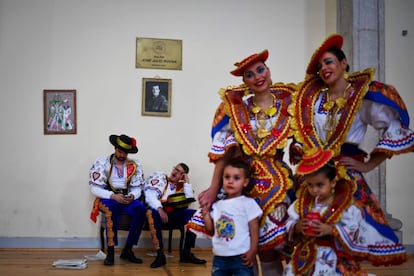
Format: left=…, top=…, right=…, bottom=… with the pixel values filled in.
left=0, top=0, right=309, bottom=242
left=0, top=0, right=412, bottom=247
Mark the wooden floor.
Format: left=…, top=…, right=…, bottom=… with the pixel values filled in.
left=0, top=248, right=413, bottom=275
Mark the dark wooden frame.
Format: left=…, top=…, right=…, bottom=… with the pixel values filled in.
left=43, top=89, right=77, bottom=135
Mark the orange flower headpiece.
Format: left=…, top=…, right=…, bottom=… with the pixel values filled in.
left=306, top=34, right=343, bottom=75
left=296, top=148, right=334, bottom=175
left=230, top=49, right=269, bottom=76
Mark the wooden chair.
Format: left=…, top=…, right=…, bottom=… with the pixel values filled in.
left=99, top=212, right=185, bottom=253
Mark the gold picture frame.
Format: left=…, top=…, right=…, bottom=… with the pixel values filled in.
left=142, top=78, right=171, bottom=117
left=43, top=89, right=77, bottom=135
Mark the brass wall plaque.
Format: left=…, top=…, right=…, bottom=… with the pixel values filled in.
left=136, top=37, right=182, bottom=70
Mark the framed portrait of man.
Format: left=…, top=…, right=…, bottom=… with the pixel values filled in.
left=142, top=78, right=171, bottom=117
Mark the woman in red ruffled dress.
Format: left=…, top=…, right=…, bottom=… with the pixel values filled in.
left=187, top=50, right=296, bottom=275
left=290, top=34, right=412, bottom=270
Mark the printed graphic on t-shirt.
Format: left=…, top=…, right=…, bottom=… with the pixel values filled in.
left=216, top=214, right=235, bottom=241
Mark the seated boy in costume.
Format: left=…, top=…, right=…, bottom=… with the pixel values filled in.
left=144, top=163, right=206, bottom=268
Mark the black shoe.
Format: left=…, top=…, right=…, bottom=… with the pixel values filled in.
left=150, top=252, right=166, bottom=268
left=180, top=252, right=206, bottom=264
left=120, top=248, right=143, bottom=264
left=104, top=247, right=115, bottom=266
left=104, top=252, right=114, bottom=266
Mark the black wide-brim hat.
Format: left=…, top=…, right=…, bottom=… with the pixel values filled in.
left=109, top=134, right=138, bottom=154
left=162, top=193, right=196, bottom=208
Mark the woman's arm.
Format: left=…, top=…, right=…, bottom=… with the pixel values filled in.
left=339, top=151, right=387, bottom=173
left=198, top=148, right=237, bottom=209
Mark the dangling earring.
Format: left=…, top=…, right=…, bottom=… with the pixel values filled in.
left=331, top=187, right=335, bottom=195
left=343, top=72, right=349, bottom=80
left=244, top=88, right=251, bottom=96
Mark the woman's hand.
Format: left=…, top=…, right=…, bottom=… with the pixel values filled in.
left=199, top=152, right=234, bottom=209
left=339, top=156, right=371, bottom=172
left=198, top=188, right=217, bottom=210
left=289, top=142, right=304, bottom=165
left=340, top=152, right=387, bottom=173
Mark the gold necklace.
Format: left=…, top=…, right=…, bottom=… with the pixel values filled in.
left=251, top=93, right=277, bottom=139
left=322, top=83, right=351, bottom=139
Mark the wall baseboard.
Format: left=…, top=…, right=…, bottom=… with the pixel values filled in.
left=0, top=236, right=212, bottom=250
left=403, top=244, right=414, bottom=254
left=0, top=237, right=413, bottom=255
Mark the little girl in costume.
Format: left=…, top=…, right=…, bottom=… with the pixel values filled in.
left=284, top=149, right=406, bottom=276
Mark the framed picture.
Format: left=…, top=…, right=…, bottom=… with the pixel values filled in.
left=43, top=90, right=77, bottom=135
left=142, top=78, right=171, bottom=117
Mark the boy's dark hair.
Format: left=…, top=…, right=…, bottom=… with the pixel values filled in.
left=178, top=162, right=189, bottom=174
left=313, top=160, right=336, bottom=181
left=224, top=159, right=251, bottom=178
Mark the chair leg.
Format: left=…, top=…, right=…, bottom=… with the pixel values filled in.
left=179, top=226, right=185, bottom=254
left=100, top=226, right=105, bottom=252
left=168, top=229, right=173, bottom=253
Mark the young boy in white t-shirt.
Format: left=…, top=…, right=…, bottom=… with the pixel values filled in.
left=202, top=159, right=263, bottom=276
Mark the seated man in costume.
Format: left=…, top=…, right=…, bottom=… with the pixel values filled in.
left=145, top=163, right=206, bottom=268
left=89, top=134, right=146, bottom=266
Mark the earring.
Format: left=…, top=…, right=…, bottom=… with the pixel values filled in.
left=331, top=187, right=335, bottom=195
left=244, top=88, right=251, bottom=96
left=343, top=72, right=349, bottom=80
